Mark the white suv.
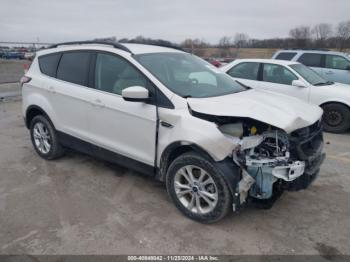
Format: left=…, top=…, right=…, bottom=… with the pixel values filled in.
left=272, top=49, right=350, bottom=85
left=21, top=41, right=325, bottom=223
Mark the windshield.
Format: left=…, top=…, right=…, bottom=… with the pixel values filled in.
left=290, top=63, right=333, bottom=86
left=134, top=52, right=246, bottom=98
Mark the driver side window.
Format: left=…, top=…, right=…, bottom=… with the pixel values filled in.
left=325, top=55, right=350, bottom=70
left=262, top=63, right=297, bottom=85
left=94, top=53, right=148, bottom=95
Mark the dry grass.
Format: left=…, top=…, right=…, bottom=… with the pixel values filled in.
left=194, top=47, right=350, bottom=59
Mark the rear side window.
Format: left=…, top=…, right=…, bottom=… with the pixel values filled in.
left=57, top=52, right=91, bottom=86
left=38, top=53, right=61, bottom=77
left=298, top=53, right=323, bottom=67
left=227, top=62, right=260, bottom=80
left=275, top=52, right=297, bottom=61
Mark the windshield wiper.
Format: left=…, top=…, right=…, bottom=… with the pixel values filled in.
left=235, top=80, right=252, bottom=90
left=183, top=95, right=192, bottom=98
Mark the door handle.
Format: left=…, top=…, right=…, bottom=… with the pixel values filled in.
left=91, top=99, right=105, bottom=108
left=48, top=86, right=56, bottom=93
left=325, top=70, right=334, bottom=75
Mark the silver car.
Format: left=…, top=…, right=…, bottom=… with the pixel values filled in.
left=272, top=49, right=350, bottom=85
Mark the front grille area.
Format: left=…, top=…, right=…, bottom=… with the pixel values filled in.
left=289, top=122, right=325, bottom=172
left=290, top=122, right=323, bottom=159
left=286, top=122, right=325, bottom=191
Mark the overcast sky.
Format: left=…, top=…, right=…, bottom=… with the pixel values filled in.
left=1, top=0, right=350, bottom=44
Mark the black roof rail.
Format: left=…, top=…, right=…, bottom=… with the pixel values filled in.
left=282, top=48, right=330, bottom=51
left=122, top=41, right=186, bottom=52
left=47, top=40, right=133, bottom=54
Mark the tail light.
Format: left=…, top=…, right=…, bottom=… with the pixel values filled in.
left=20, top=76, right=32, bottom=88
left=22, top=63, right=29, bottom=73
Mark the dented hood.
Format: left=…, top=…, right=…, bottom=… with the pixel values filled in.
left=187, top=89, right=323, bottom=133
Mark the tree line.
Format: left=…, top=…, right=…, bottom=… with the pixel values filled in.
left=184, top=20, right=350, bottom=51
left=94, top=20, right=350, bottom=57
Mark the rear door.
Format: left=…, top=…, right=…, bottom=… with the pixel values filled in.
left=226, top=62, right=260, bottom=88
left=43, top=51, right=93, bottom=141
left=297, top=53, right=325, bottom=77
left=87, top=52, right=157, bottom=166
left=324, top=54, right=350, bottom=84
left=258, top=63, right=309, bottom=101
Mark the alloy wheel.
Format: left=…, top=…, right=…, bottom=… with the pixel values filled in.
left=174, top=165, right=218, bottom=214
left=33, top=122, right=52, bottom=154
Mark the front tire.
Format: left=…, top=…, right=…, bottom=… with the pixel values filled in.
left=322, top=103, right=350, bottom=133
left=166, top=152, right=232, bottom=223
left=30, top=115, right=64, bottom=160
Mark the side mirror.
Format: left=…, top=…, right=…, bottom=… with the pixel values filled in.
left=292, top=79, right=307, bottom=88
left=346, top=65, right=350, bottom=71
left=122, top=86, right=149, bottom=102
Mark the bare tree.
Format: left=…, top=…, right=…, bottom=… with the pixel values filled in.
left=233, top=33, right=249, bottom=58
left=218, top=36, right=232, bottom=48
left=181, top=38, right=208, bottom=56
left=289, top=26, right=311, bottom=47
left=218, top=36, right=232, bottom=57
left=94, top=36, right=117, bottom=42
left=289, top=26, right=311, bottom=39
left=336, top=20, right=350, bottom=51
left=234, top=33, right=249, bottom=48
left=312, top=23, right=332, bottom=46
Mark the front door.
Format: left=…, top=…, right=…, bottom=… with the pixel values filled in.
left=258, top=63, right=310, bottom=101
left=323, top=54, right=350, bottom=85
left=87, top=52, right=157, bottom=166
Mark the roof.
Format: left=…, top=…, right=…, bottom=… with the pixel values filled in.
left=37, top=42, right=184, bottom=57
left=277, top=49, right=348, bottom=56
left=233, top=58, right=299, bottom=66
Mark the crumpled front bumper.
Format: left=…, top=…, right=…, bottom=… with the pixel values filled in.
left=237, top=122, right=325, bottom=206
left=285, top=152, right=325, bottom=191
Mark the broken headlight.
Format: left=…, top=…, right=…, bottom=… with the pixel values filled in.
left=218, top=123, right=244, bottom=138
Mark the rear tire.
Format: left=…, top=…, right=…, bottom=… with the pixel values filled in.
left=322, top=103, right=350, bottom=133
left=30, top=115, right=65, bottom=160
left=166, top=152, right=232, bottom=223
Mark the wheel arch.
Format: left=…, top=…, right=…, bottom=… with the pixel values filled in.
left=158, top=141, right=240, bottom=198
left=25, top=105, right=54, bottom=129
left=320, top=100, right=350, bottom=110
left=158, top=142, right=212, bottom=181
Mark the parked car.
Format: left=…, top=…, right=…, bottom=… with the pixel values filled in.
left=3, top=51, right=22, bottom=59
left=221, top=59, right=350, bottom=133
left=272, top=49, right=350, bottom=85
left=205, top=57, right=222, bottom=68
left=21, top=41, right=325, bottom=223
left=24, top=52, right=36, bottom=60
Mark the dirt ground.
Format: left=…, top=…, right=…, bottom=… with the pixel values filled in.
left=0, top=59, right=30, bottom=84
left=0, top=96, right=350, bottom=256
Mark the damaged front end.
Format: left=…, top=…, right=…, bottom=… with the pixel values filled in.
left=220, top=119, right=325, bottom=210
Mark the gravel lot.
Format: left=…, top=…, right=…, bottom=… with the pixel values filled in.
left=0, top=91, right=350, bottom=256
left=0, top=59, right=29, bottom=84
